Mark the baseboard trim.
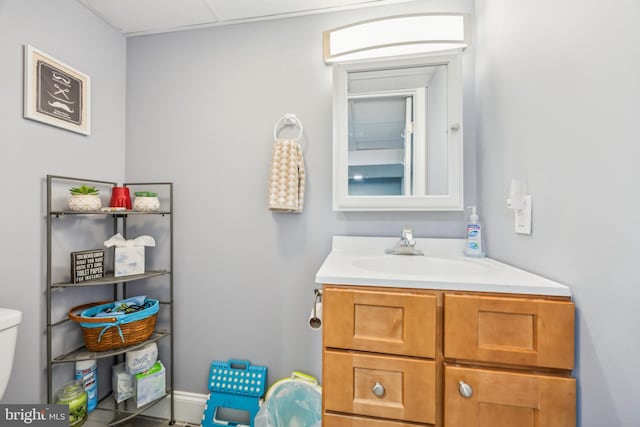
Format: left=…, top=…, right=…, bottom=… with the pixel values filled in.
left=142, top=390, right=207, bottom=424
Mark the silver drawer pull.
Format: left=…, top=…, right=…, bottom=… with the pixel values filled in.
left=372, top=382, right=385, bottom=397
left=458, top=381, right=473, bottom=398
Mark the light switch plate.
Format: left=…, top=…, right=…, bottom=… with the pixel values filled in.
left=515, top=195, right=532, bottom=235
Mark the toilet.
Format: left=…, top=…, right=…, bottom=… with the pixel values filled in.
left=0, top=308, right=22, bottom=400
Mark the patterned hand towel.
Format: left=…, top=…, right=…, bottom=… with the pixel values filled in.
left=268, top=139, right=306, bottom=213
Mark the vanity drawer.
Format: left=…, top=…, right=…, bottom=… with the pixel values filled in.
left=324, top=412, right=431, bottom=427
left=444, top=294, right=574, bottom=369
left=323, top=349, right=436, bottom=424
left=444, top=365, right=576, bottom=427
left=323, top=287, right=436, bottom=358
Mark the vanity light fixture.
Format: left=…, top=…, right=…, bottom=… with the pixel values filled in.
left=323, top=13, right=471, bottom=63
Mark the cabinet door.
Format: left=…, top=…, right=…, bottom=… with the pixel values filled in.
left=444, top=365, right=576, bottom=427
left=323, top=287, right=436, bottom=357
left=444, top=294, right=574, bottom=369
left=324, top=350, right=436, bottom=425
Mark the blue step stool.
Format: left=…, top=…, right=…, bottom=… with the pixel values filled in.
left=201, top=359, right=268, bottom=427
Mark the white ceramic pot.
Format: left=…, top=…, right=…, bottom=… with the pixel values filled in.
left=133, top=196, right=160, bottom=212
left=68, top=195, right=102, bottom=212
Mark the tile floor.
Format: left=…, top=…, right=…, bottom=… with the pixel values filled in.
left=113, top=416, right=198, bottom=426
left=85, top=413, right=198, bottom=426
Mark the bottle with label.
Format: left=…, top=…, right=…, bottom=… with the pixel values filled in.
left=75, top=359, right=97, bottom=413
left=464, top=206, right=485, bottom=257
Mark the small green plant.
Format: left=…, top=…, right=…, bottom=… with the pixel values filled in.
left=134, top=191, right=157, bottom=197
left=69, top=185, right=99, bottom=195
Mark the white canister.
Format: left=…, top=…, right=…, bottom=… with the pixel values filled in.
left=75, top=359, right=97, bottom=413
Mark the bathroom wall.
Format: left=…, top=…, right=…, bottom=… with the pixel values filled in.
left=8, top=2, right=633, bottom=423
left=6, top=1, right=631, bottom=423
left=475, top=0, right=640, bottom=425
left=0, top=0, right=126, bottom=403
left=125, top=0, right=474, bottom=392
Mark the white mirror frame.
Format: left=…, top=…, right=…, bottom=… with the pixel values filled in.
left=332, top=51, right=464, bottom=211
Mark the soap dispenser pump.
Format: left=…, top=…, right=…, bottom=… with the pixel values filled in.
left=464, top=206, right=484, bottom=257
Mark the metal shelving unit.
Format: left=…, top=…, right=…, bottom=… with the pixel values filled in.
left=46, top=175, right=175, bottom=426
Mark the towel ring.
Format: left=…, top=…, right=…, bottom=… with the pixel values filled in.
left=273, top=113, right=303, bottom=140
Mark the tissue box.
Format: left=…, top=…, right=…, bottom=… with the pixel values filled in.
left=114, top=246, right=145, bottom=277
left=112, top=363, right=134, bottom=403
left=105, top=233, right=155, bottom=277
left=134, top=361, right=166, bottom=408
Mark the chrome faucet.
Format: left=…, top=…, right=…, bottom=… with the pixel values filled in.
left=385, top=226, right=424, bottom=256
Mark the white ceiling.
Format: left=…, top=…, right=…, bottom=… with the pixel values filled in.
left=76, top=0, right=414, bottom=37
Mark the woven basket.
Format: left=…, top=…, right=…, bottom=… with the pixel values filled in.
left=68, top=299, right=158, bottom=352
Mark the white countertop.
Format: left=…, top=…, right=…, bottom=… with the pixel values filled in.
left=315, top=236, right=571, bottom=297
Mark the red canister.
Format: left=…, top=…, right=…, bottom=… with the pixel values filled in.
left=110, top=187, right=132, bottom=209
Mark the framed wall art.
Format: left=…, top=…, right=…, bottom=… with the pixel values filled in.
left=23, top=44, right=91, bottom=135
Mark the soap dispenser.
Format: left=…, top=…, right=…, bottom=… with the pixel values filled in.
left=464, top=206, right=484, bottom=257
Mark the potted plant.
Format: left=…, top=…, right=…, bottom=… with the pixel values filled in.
left=133, top=191, right=160, bottom=212
left=68, top=185, right=102, bottom=212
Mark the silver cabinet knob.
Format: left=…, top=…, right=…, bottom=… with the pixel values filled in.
left=458, top=381, right=473, bottom=398
left=372, top=382, right=385, bottom=397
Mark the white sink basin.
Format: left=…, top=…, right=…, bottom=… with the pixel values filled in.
left=315, top=236, right=571, bottom=296
left=353, top=255, right=491, bottom=277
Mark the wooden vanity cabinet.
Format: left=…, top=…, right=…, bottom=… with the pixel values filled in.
left=443, top=293, right=576, bottom=427
left=322, top=286, right=438, bottom=426
left=324, top=350, right=436, bottom=424
left=323, top=286, right=437, bottom=357
left=322, top=285, right=576, bottom=427
left=444, top=365, right=576, bottom=427
left=444, top=294, right=575, bottom=370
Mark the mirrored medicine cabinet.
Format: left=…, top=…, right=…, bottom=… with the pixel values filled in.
left=332, top=51, right=464, bottom=211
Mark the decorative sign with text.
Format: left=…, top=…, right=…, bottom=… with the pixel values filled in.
left=71, top=249, right=104, bottom=284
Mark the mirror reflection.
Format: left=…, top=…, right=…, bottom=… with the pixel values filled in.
left=347, top=64, right=448, bottom=197
left=332, top=52, right=463, bottom=211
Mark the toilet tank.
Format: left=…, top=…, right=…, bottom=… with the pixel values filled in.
left=0, top=308, right=22, bottom=400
